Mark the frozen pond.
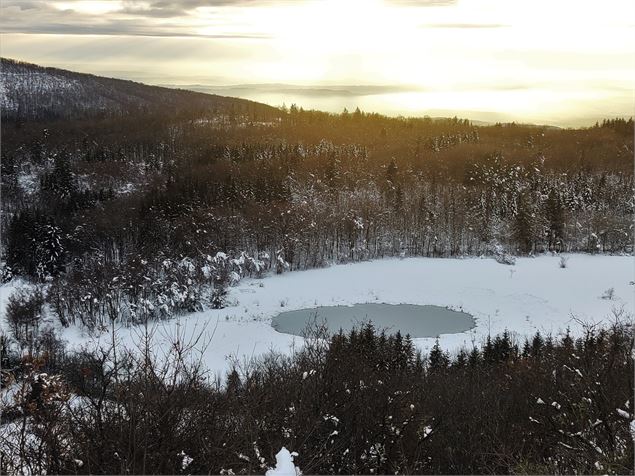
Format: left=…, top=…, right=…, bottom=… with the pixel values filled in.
left=272, top=303, right=475, bottom=338
left=5, top=254, right=628, bottom=376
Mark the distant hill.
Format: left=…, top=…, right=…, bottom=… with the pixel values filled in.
left=0, top=58, right=279, bottom=121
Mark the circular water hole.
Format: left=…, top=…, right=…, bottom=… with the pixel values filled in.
left=272, top=303, right=475, bottom=338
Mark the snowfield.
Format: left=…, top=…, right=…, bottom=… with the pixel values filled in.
left=1, top=254, right=633, bottom=378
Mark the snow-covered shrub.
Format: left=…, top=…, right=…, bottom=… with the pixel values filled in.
left=209, top=251, right=257, bottom=309
left=48, top=249, right=262, bottom=327
left=211, top=287, right=228, bottom=309
left=559, top=256, right=569, bottom=268
left=1, top=365, right=73, bottom=475
left=495, top=253, right=516, bottom=265
left=276, top=249, right=290, bottom=274
left=1, top=265, right=14, bottom=283
left=489, top=240, right=516, bottom=265
left=6, top=287, right=45, bottom=345
left=48, top=259, right=116, bottom=328
left=5, top=210, right=66, bottom=282
left=153, top=257, right=205, bottom=316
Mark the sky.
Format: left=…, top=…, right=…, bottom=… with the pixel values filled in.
left=1, top=0, right=634, bottom=126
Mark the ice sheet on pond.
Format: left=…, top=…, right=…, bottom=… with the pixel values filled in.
left=272, top=303, right=475, bottom=338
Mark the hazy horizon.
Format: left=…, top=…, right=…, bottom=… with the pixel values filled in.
left=2, top=0, right=634, bottom=126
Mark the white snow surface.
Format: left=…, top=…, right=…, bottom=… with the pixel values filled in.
left=266, top=447, right=300, bottom=476
left=1, top=254, right=633, bottom=378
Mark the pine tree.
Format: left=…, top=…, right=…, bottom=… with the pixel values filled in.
left=545, top=189, right=565, bottom=251
left=428, top=338, right=449, bottom=371
left=42, top=152, right=75, bottom=199
left=454, top=349, right=468, bottom=368
left=512, top=193, right=536, bottom=253
left=468, top=347, right=481, bottom=367
left=531, top=331, right=544, bottom=358
left=483, top=335, right=495, bottom=365
left=492, top=330, right=516, bottom=363
left=561, top=327, right=573, bottom=351
left=6, top=210, right=37, bottom=276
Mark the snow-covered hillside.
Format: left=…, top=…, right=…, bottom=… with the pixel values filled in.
left=0, top=70, right=81, bottom=114
left=2, top=254, right=630, bottom=378
left=0, top=58, right=279, bottom=120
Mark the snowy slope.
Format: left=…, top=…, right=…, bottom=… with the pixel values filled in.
left=0, top=58, right=279, bottom=120
left=1, top=254, right=632, bottom=378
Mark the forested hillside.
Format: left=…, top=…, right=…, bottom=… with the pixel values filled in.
left=0, top=58, right=279, bottom=121
left=1, top=62, right=633, bottom=328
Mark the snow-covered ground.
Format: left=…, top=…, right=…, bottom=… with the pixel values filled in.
left=1, top=254, right=633, bottom=379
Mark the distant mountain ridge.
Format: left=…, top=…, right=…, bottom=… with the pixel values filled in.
left=0, top=58, right=279, bottom=121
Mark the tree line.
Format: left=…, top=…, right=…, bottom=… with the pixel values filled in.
left=1, top=319, right=632, bottom=474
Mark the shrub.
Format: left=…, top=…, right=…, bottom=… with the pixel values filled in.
left=2, top=320, right=633, bottom=475
left=6, top=287, right=45, bottom=345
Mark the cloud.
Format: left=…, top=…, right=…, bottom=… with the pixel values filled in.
left=0, top=21, right=271, bottom=38
left=0, top=0, right=463, bottom=38
left=0, top=0, right=272, bottom=37
left=119, top=0, right=274, bottom=17
left=122, top=0, right=314, bottom=19
left=6, top=1, right=41, bottom=10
